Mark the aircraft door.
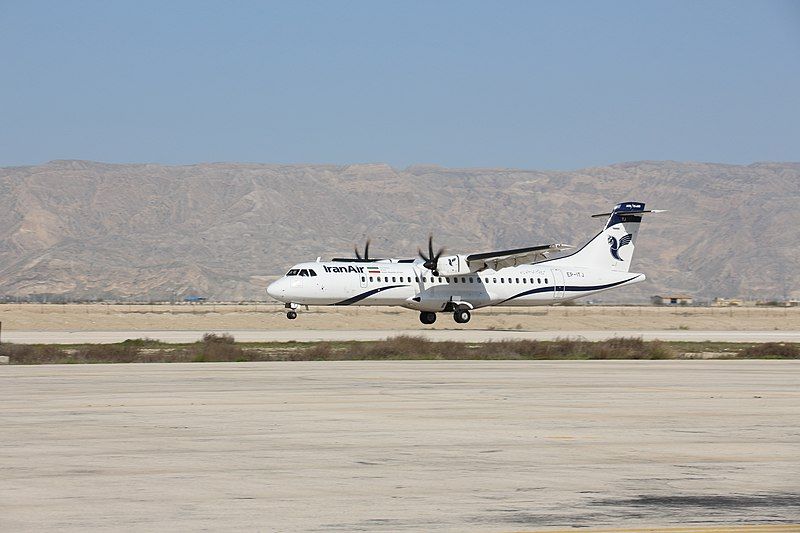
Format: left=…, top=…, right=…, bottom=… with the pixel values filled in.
left=552, top=268, right=565, bottom=299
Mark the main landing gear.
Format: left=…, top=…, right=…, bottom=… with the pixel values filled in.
left=419, top=311, right=437, bottom=325
left=419, top=309, right=472, bottom=324
left=453, top=309, right=471, bottom=324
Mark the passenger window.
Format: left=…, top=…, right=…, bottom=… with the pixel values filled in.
left=422, top=277, right=426, bottom=283
left=545, top=278, right=549, bottom=284
left=537, top=278, right=541, bottom=284
left=500, top=278, right=504, bottom=283
left=461, top=277, right=466, bottom=283
left=361, top=276, right=365, bottom=282
left=369, top=277, right=373, bottom=282
left=438, top=277, right=443, bottom=283
left=377, top=277, right=381, bottom=282
left=415, top=276, right=419, bottom=282
left=469, top=277, right=474, bottom=283
left=493, top=278, right=497, bottom=283
left=522, top=278, right=527, bottom=283
left=453, top=278, right=458, bottom=283
left=515, top=278, right=519, bottom=283
left=392, top=277, right=396, bottom=282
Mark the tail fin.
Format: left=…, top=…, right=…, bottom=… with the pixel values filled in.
left=549, top=202, right=660, bottom=272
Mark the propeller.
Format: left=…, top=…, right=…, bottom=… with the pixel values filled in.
left=354, top=239, right=371, bottom=261
left=418, top=235, right=445, bottom=274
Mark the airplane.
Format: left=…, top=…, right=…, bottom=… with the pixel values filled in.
left=266, top=202, right=663, bottom=324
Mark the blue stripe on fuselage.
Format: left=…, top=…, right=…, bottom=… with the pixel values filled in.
left=499, top=275, right=641, bottom=304
left=333, top=285, right=406, bottom=306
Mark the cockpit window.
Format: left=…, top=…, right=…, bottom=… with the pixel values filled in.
left=287, top=268, right=317, bottom=277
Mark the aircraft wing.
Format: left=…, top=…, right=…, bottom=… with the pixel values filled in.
left=465, top=243, right=573, bottom=271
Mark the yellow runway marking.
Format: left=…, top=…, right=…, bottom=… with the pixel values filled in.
left=511, top=524, right=800, bottom=533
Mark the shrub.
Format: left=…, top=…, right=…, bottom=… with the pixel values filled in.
left=201, top=332, right=235, bottom=344
left=0, top=343, right=69, bottom=364
left=71, top=343, right=141, bottom=363
left=295, top=342, right=335, bottom=360
left=120, top=337, right=162, bottom=348
left=738, top=343, right=799, bottom=359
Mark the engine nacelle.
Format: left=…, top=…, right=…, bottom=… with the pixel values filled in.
left=434, top=254, right=473, bottom=276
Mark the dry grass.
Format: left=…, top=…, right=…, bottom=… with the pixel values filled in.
left=288, top=335, right=676, bottom=361
left=2, top=335, right=798, bottom=364
left=738, top=342, right=800, bottom=359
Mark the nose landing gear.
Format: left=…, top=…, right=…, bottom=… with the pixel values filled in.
left=453, top=309, right=471, bottom=324
left=285, top=302, right=299, bottom=320
left=419, top=311, right=437, bottom=325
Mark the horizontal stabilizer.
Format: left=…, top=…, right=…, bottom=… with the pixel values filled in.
left=591, top=209, right=666, bottom=218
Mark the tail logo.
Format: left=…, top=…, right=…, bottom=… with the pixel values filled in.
left=608, top=233, right=633, bottom=260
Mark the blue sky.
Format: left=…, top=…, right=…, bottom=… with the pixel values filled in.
left=1, top=0, right=798, bottom=169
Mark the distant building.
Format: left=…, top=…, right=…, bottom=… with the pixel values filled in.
left=651, top=295, right=693, bottom=306
left=712, top=297, right=744, bottom=307
left=755, top=299, right=800, bottom=307
left=183, top=296, right=207, bottom=303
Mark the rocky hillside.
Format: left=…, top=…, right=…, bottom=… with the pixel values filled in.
left=0, top=159, right=797, bottom=302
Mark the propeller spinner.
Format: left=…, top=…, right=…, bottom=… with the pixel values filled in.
left=418, top=235, right=445, bottom=275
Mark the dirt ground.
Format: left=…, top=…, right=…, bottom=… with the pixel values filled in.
left=0, top=303, right=797, bottom=332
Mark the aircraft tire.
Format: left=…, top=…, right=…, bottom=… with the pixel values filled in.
left=419, top=311, right=436, bottom=325
left=287, top=311, right=298, bottom=320
left=454, top=309, right=471, bottom=324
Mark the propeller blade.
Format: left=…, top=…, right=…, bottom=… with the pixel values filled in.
left=418, top=235, right=443, bottom=271
left=354, top=238, right=371, bottom=261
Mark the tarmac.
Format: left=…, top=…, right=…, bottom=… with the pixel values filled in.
left=1, top=360, right=798, bottom=531
left=4, top=329, right=800, bottom=344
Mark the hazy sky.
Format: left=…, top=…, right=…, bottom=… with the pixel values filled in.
left=1, top=0, right=798, bottom=169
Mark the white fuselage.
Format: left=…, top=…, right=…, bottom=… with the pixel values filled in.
left=267, top=259, right=644, bottom=312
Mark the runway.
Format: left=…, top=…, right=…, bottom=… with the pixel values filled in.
left=1, top=361, right=798, bottom=531
left=4, top=328, right=800, bottom=344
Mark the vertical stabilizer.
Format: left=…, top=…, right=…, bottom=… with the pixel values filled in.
left=548, top=202, right=650, bottom=272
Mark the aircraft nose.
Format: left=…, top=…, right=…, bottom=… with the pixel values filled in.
left=266, top=278, right=286, bottom=300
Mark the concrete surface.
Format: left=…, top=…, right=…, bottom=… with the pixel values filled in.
left=1, top=361, right=798, bottom=532
left=4, top=328, right=800, bottom=344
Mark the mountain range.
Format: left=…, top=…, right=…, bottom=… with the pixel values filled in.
left=0, top=159, right=797, bottom=302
